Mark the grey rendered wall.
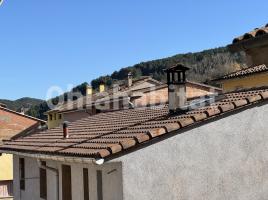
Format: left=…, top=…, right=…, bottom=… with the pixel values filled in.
left=113, top=103, right=268, bottom=200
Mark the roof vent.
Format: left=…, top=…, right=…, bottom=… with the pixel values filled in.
left=63, top=121, right=69, bottom=139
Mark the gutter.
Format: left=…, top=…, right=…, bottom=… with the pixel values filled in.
left=0, top=150, right=104, bottom=165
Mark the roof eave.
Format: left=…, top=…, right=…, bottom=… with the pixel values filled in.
left=0, top=149, right=103, bottom=165
left=228, top=34, right=268, bottom=52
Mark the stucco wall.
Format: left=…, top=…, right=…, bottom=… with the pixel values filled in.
left=113, top=102, right=268, bottom=200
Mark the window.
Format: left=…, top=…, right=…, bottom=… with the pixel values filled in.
left=83, top=168, right=89, bottom=200
left=96, top=170, right=103, bottom=200
left=19, top=158, right=25, bottom=190
left=0, top=181, right=13, bottom=198
left=54, top=113, right=57, bottom=120
left=62, top=165, right=72, bottom=200
left=40, top=161, right=47, bottom=199
left=49, top=114, right=53, bottom=121
left=58, top=114, right=62, bottom=120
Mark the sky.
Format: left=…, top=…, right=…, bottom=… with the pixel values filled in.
left=0, top=0, right=268, bottom=100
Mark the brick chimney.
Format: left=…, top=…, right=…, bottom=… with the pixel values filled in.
left=165, top=64, right=189, bottom=113
left=128, top=72, right=133, bottom=87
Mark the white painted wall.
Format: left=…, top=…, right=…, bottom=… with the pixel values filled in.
left=13, top=156, right=122, bottom=200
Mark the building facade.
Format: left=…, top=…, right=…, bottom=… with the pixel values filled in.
left=0, top=105, right=45, bottom=200
left=213, top=64, right=268, bottom=92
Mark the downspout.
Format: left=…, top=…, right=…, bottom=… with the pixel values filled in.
left=37, top=160, right=59, bottom=200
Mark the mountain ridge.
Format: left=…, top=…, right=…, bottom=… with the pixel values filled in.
left=0, top=97, right=44, bottom=112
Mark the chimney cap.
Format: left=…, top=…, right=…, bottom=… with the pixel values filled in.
left=165, top=64, right=190, bottom=72
left=128, top=72, right=133, bottom=76
left=63, top=121, right=69, bottom=127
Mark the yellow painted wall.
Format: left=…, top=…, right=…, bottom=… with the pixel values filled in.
left=0, top=154, right=13, bottom=181
left=47, top=112, right=63, bottom=129
left=221, top=72, right=268, bottom=92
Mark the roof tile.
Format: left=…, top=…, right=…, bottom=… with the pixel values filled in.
left=98, top=149, right=112, bottom=158
left=163, top=123, right=181, bottom=132
left=218, top=104, right=235, bottom=113
left=178, top=118, right=195, bottom=127
left=246, top=95, right=262, bottom=103
left=108, top=144, right=122, bottom=154
left=134, top=133, right=151, bottom=143
left=192, top=113, right=208, bottom=121
left=120, top=139, right=136, bottom=149
left=233, top=99, right=248, bottom=108
left=261, top=91, right=268, bottom=99
left=204, top=108, right=221, bottom=117
left=148, top=128, right=167, bottom=138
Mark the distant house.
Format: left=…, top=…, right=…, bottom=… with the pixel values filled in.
left=1, top=65, right=268, bottom=200
left=212, top=64, right=268, bottom=92
left=45, top=75, right=163, bottom=129
left=46, top=74, right=221, bottom=129
left=132, top=80, right=222, bottom=107
left=0, top=104, right=45, bottom=200
left=214, top=24, right=268, bottom=92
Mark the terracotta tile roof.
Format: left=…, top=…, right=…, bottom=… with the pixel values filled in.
left=213, top=64, right=268, bottom=81
left=232, top=24, right=268, bottom=44
left=1, top=88, right=268, bottom=159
